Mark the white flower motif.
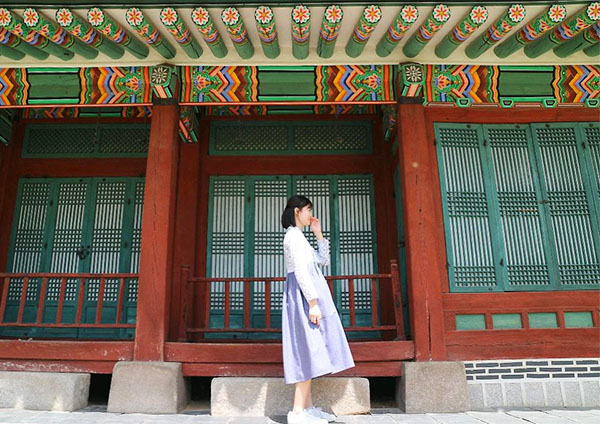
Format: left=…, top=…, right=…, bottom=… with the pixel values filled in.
left=87, top=8, right=105, bottom=27
left=192, top=7, right=210, bottom=26
left=126, top=8, right=144, bottom=27
left=292, top=5, right=310, bottom=24
left=508, top=4, right=526, bottom=23
left=363, top=5, right=382, bottom=24
left=160, top=7, right=178, bottom=26
left=55, top=8, right=73, bottom=27
left=23, top=8, right=39, bottom=27
left=255, top=6, right=273, bottom=24
left=469, top=6, right=488, bottom=25
left=401, top=5, right=418, bottom=24
left=221, top=7, right=240, bottom=26
left=433, top=4, right=451, bottom=23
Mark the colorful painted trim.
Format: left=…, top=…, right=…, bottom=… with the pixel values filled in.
left=125, top=7, right=176, bottom=59
left=255, top=5, right=280, bottom=59
left=376, top=5, right=418, bottom=57
left=315, top=65, right=395, bottom=102
left=465, top=4, right=526, bottom=59
left=87, top=7, right=149, bottom=59
left=495, top=4, right=566, bottom=58
left=221, top=7, right=254, bottom=59
left=291, top=5, right=311, bottom=59
left=180, top=66, right=259, bottom=103
left=435, top=6, right=488, bottom=59
left=160, top=7, right=202, bottom=59
left=346, top=4, right=382, bottom=58
left=525, top=2, right=600, bottom=58
left=317, top=5, right=344, bottom=59
left=0, top=8, right=74, bottom=60
left=191, top=7, right=227, bottom=58
left=403, top=4, right=451, bottom=58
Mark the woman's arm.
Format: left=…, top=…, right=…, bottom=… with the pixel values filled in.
left=285, top=232, right=319, bottom=302
left=315, top=237, right=330, bottom=266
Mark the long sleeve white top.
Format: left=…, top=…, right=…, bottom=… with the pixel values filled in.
left=283, top=225, right=330, bottom=302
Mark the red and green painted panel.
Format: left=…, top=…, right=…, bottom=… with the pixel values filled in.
left=417, top=64, right=599, bottom=107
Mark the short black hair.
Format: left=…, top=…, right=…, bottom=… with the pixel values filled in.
left=281, top=195, right=313, bottom=229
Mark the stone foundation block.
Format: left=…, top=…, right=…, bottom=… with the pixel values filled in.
left=0, top=371, right=89, bottom=411
left=211, top=377, right=369, bottom=416
left=397, top=361, right=469, bottom=413
left=107, top=361, right=189, bottom=414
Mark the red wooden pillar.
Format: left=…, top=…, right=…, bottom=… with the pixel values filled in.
left=396, top=103, right=446, bottom=361
left=134, top=104, right=180, bottom=361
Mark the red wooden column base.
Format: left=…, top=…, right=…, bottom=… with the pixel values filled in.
left=134, top=104, right=180, bottom=361
left=396, top=103, right=446, bottom=361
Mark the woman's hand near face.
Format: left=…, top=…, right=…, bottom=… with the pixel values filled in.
left=310, top=216, right=323, bottom=239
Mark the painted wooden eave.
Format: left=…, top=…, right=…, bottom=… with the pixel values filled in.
left=0, top=2, right=597, bottom=68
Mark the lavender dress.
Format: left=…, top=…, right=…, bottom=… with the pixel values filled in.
left=282, top=225, right=355, bottom=384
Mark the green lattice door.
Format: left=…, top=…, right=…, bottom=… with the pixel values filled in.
left=434, top=122, right=600, bottom=292
left=206, top=174, right=378, bottom=339
left=2, top=177, right=143, bottom=339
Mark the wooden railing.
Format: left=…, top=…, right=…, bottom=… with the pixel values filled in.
left=0, top=273, right=138, bottom=329
left=180, top=260, right=405, bottom=340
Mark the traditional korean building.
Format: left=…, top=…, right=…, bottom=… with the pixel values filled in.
left=0, top=0, right=598, bottom=414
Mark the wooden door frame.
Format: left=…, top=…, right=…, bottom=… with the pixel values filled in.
left=169, top=114, right=399, bottom=341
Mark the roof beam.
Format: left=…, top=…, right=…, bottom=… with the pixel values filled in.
left=0, top=8, right=74, bottom=60
left=23, top=8, right=99, bottom=59
left=55, top=8, right=124, bottom=59
left=524, top=2, right=600, bottom=58
left=254, top=5, right=280, bottom=59
left=346, top=5, right=381, bottom=58
left=465, top=4, right=526, bottom=59
left=0, top=27, right=48, bottom=60
left=0, top=41, right=24, bottom=59
left=191, top=7, right=227, bottom=58
left=317, top=5, right=344, bottom=59
left=125, top=7, right=176, bottom=59
left=403, top=4, right=451, bottom=58
left=376, top=5, right=418, bottom=58
left=221, top=6, right=254, bottom=59
left=159, top=7, right=202, bottom=59
left=495, top=4, right=566, bottom=58
left=584, top=42, right=599, bottom=56
left=554, top=22, right=600, bottom=58
left=87, top=8, right=149, bottom=59
left=435, top=5, right=488, bottom=59
left=291, top=5, right=311, bottom=59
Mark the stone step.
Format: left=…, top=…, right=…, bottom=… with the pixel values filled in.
left=211, top=377, right=370, bottom=416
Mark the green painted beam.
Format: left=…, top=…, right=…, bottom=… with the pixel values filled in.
left=221, top=6, right=254, bottom=59
left=0, top=41, right=24, bottom=59
left=160, top=7, right=202, bottom=59
left=87, top=8, right=149, bottom=59
left=524, top=3, right=600, bottom=59
left=584, top=42, right=599, bottom=56
left=346, top=4, right=382, bottom=58
left=254, top=5, right=280, bottom=59
left=376, top=5, right=418, bottom=57
left=291, top=5, right=311, bottom=60
left=435, top=5, right=488, bottom=59
left=317, top=5, right=344, bottom=59
left=23, top=8, right=99, bottom=59
left=0, top=8, right=74, bottom=60
left=55, top=8, right=124, bottom=60
left=554, top=23, right=600, bottom=58
left=125, top=7, right=176, bottom=59
left=495, top=4, right=566, bottom=58
left=191, top=7, right=227, bottom=58
left=465, top=3, right=526, bottom=59
left=403, top=4, right=451, bottom=58
left=0, top=28, right=48, bottom=60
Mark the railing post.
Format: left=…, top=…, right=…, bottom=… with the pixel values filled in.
left=390, top=259, right=406, bottom=340
left=177, top=265, right=191, bottom=342
left=0, top=276, right=10, bottom=323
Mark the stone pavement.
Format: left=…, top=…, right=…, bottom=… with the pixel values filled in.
left=0, top=407, right=599, bottom=423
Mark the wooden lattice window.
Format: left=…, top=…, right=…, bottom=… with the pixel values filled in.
left=435, top=122, right=600, bottom=292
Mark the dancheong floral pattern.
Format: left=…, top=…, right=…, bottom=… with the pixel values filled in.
left=87, top=8, right=104, bottom=27
left=292, top=5, right=310, bottom=24
left=470, top=6, right=488, bottom=25
left=22, top=8, right=39, bottom=27
left=433, top=4, right=451, bottom=23
left=255, top=6, right=273, bottom=24
left=160, top=8, right=178, bottom=26
left=192, top=7, right=210, bottom=26
left=221, top=7, right=240, bottom=26
left=126, top=8, right=143, bottom=27
left=508, top=4, right=526, bottom=23
left=363, top=5, right=382, bottom=24
left=401, top=6, right=419, bottom=24
left=325, top=5, right=343, bottom=24
left=55, top=8, right=72, bottom=27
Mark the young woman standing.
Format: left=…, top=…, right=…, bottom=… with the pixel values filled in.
left=281, top=195, right=355, bottom=424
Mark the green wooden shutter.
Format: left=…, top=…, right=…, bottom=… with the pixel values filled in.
left=484, top=125, right=559, bottom=290
left=207, top=174, right=378, bottom=338
left=434, top=124, right=501, bottom=292
left=336, top=175, right=378, bottom=328
left=3, top=181, right=53, bottom=335
left=531, top=123, right=600, bottom=288
left=207, top=177, right=247, bottom=331
left=2, top=177, right=143, bottom=339
left=580, top=122, right=600, bottom=229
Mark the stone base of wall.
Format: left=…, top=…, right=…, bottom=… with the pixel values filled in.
left=465, top=358, right=600, bottom=409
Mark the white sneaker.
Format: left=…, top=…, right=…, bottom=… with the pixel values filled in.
left=305, top=406, right=336, bottom=422
left=287, top=409, right=328, bottom=424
